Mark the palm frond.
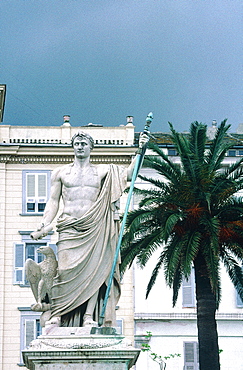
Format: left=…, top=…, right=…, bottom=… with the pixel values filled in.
left=189, top=121, right=207, bottom=162
left=136, top=233, right=164, bottom=268
left=164, top=212, right=183, bottom=242
left=169, top=122, right=197, bottom=183
left=124, top=207, right=153, bottom=231
left=138, top=173, right=170, bottom=191
left=128, top=186, right=166, bottom=210
left=180, top=231, right=201, bottom=276
left=221, top=251, right=243, bottom=301
left=225, top=158, right=243, bottom=179
left=201, top=239, right=221, bottom=306
left=217, top=197, right=243, bottom=217
left=199, top=216, right=220, bottom=251
left=210, top=169, right=243, bottom=208
left=172, top=266, right=183, bottom=307
left=121, top=224, right=161, bottom=274
left=163, top=236, right=185, bottom=287
left=206, top=119, right=231, bottom=172
left=147, top=141, right=182, bottom=177
left=143, top=155, right=182, bottom=185
left=210, top=176, right=239, bottom=204
left=146, top=251, right=165, bottom=298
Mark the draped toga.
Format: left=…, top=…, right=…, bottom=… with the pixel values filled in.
left=51, top=164, right=127, bottom=327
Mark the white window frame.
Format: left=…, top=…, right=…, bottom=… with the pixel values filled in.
left=13, top=232, right=56, bottom=285
left=182, top=268, right=196, bottom=308
left=18, top=308, right=42, bottom=365
left=22, top=170, right=51, bottom=215
left=184, top=341, right=199, bottom=370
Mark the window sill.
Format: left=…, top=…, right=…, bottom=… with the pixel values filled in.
left=14, top=283, right=30, bottom=288
left=19, top=213, right=44, bottom=216
left=18, top=230, right=53, bottom=236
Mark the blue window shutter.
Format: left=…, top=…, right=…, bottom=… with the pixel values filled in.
left=184, top=342, right=199, bottom=369
left=24, top=319, right=36, bottom=348
left=37, top=173, right=47, bottom=198
left=26, top=174, right=36, bottom=198
left=182, top=269, right=195, bottom=307
left=14, top=242, right=25, bottom=284
left=236, top=292, right=243, bottom=307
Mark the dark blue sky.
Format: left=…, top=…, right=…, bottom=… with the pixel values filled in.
left=1, top=0, right=242, bottom=133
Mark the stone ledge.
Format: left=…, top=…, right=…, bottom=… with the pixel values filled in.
left=22, top=330, right=140, bottom=370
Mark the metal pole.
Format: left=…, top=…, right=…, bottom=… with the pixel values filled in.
left=98, top=112, right=153, bottom=327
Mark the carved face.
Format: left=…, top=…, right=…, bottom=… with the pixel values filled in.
left=73, top=137, right=92, bottom=159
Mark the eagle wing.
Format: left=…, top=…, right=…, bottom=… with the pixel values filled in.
left=25, top=258, right=41, bottom=302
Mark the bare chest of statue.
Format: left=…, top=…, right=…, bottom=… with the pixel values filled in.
left=61, top=165, right=102, bottom=218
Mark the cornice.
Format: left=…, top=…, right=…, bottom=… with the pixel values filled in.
left=0, top=154, right=133, bottom=164
left=0, top=144, right=136, bottom=164
left=134, top=312, right=243, bottom=321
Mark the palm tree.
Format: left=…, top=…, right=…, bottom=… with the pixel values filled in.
left=121, top=120, right=243, bottom=370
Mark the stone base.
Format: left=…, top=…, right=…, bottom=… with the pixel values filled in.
left=22, top=327, right=140, bottom=370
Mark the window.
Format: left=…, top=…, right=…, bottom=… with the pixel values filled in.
left=116, top=319, right=123, bottom=335
left=182, top=268, right=196, bottom=307
left=14, top=242, right=46, bottom=285
left=22, top=170, right=51, bottom=214
left=236, top=292, right=243, bottom=307
left=227, top=150, right=236, bottom=157
left=184, top=341, right=199, bottom=370
left=168, top=149, right=177, bottom=156
left=14, top=232, right=56, bottom=285
left=18, top=308, right=42, bottom=365
left=236, top=265, right=243, bottom=307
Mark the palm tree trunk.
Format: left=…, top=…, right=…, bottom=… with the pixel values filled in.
left=194, top=252, right=220, bottom=370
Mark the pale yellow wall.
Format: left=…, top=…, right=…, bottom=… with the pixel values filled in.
left=2, top=164, right=26, bottom=369
left=0, top=128, right=136, bottom=369
left=117, top=268, right=135, bottom=343
left=0, top=163, right=6, bottom=369
left=1, top=163, right=53, bottom=369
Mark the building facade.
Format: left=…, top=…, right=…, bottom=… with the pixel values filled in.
left=133, top=129, right=243, bottom=370
left=0, top=118, right=243, bottom=370
left=0, top=117, right=136, bottom=369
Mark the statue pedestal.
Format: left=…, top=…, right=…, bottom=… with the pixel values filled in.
left=22, top=327, right=140, bottom=370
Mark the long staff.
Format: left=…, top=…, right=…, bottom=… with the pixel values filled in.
left=98, top=112, right=153, bottom=327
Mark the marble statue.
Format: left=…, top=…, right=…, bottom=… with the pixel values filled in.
left=30, top=131, right=148, bottom=328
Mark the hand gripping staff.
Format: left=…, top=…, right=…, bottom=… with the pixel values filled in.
left=99, top=112, right=153, bottom=327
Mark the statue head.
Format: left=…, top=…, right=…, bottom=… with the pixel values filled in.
left=71, top=131, right=95, bottom=150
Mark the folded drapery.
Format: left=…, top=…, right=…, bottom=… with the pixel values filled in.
left=51, top=164, right=127, bottom=327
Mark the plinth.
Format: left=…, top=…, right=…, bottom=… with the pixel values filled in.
left=22, top=327, right=140, bottom=370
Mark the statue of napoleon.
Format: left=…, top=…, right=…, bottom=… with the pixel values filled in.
left=30, top=130, right=148, bottom=328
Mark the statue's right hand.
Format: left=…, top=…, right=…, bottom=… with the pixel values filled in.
left=30, top=229, right=45, bottom=240
left=30, top=223, right=53, bottom=240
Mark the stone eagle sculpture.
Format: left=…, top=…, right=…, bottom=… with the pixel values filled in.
left=25, top=245, right=58, bottom=312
